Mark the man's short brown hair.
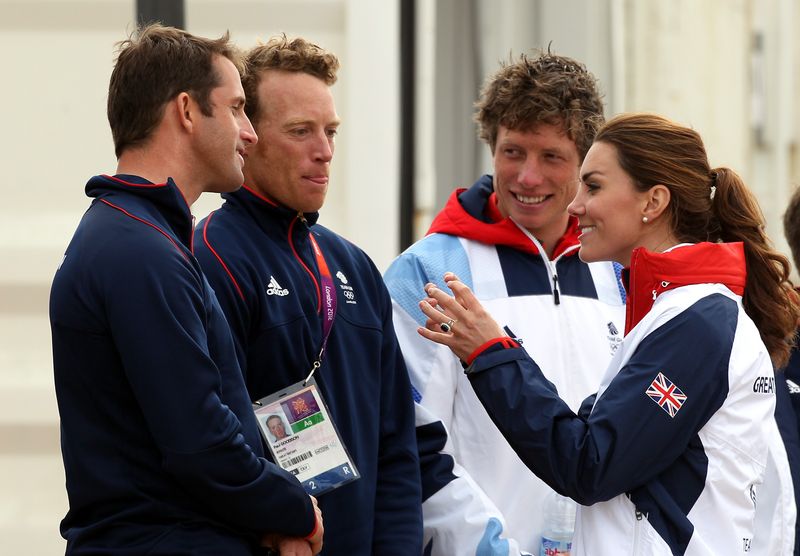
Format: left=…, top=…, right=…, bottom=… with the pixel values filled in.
left=242, top=35, right=340, bottom=124
left=475, top=51, right=604, bottom=160
left=107, top=24, right=244, bottom=158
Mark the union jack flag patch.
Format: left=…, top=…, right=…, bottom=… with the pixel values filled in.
left=646, top=372, right=687, bottom=418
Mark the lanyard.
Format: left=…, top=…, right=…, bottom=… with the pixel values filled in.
left=304, top=233, right=337, bottom=385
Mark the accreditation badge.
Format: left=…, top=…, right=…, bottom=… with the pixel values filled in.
left=253, top=377, right=359, bottom=496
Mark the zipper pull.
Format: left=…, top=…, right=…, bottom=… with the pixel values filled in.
left=652, top=281, right=670, bottom=301
left=552, top=274, right=561, bottom=305
left=297, top=211, right=309, bottom=227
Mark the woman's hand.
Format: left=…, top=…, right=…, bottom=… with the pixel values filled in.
left=417, top=272, right=506, bottom=361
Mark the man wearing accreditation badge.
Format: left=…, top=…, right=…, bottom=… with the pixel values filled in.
left=194, top=35, right=423, bottom=554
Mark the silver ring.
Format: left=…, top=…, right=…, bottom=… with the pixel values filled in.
left=440, top=318, right=456, bottom=333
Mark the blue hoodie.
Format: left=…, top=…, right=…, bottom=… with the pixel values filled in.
left=50, top=175, right=314, bottom=555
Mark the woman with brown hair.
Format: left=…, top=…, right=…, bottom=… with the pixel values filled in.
left=418, top=113, right=799, bottom=555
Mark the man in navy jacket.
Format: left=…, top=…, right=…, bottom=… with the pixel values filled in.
left=194, top=36, right=423, bottom=554
left=50, top=24, right=322, bottom=555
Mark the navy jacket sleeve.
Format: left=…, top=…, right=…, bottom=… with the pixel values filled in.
left=100, top=234, right=314, bottom=537
left=467, top=296, right=734, bottom=505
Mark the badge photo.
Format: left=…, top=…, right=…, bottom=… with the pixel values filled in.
left=254, top=377, right=360, bottom=495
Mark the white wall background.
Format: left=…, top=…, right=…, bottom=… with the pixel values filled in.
left=1, top=1, right=799, bottom=553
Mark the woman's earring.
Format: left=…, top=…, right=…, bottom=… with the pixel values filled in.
left=642, top=216, right=649, bottom=224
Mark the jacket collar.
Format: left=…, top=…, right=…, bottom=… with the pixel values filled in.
left=426, top=174, right=581, bottom=259
left=622, top=242, right=747, bottom=334
left=222, top=184, right=321, bottom=229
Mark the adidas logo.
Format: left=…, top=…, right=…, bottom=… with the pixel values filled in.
left=266, top=276, right=289, bottom=297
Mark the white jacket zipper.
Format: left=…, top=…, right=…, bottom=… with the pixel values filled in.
left=510, top=219, right=579, bottom=306
left=632, top=509, right=644, bottom=555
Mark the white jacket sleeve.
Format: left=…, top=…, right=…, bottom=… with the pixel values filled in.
left=386, top=250, right=530, bottom=556
left=751, top=409, right=796, bottom=554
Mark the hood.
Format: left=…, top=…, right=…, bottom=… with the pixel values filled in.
left=623, top=242, right=747, bottom=334
left=426, top=174, right=581, bottom=258
left=86, top=174, right=194, bottom=248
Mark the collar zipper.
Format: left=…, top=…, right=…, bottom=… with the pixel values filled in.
left=510, top=220, right=579, bottom=306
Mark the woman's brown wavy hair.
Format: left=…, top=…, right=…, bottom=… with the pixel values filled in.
left=596, top=113, right=798, bottom=367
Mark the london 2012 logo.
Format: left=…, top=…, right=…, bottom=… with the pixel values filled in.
left=336, top=271, right=357, bottom=304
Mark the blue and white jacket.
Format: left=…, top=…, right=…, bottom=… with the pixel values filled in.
left=194, top=185, right=423, bottom=555
left=50, top=175, right=315, bottom=555
left=384, top=175, right=626, bottom=555
left=466, top=242, right=794, bottom=555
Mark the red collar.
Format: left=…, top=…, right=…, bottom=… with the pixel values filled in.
left=428, top=188, right=582, bottom=260
left=623, top=243, right=746, bottom=334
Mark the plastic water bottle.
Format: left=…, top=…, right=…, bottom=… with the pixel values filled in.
left=539, top=491, right=577, bottom=556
